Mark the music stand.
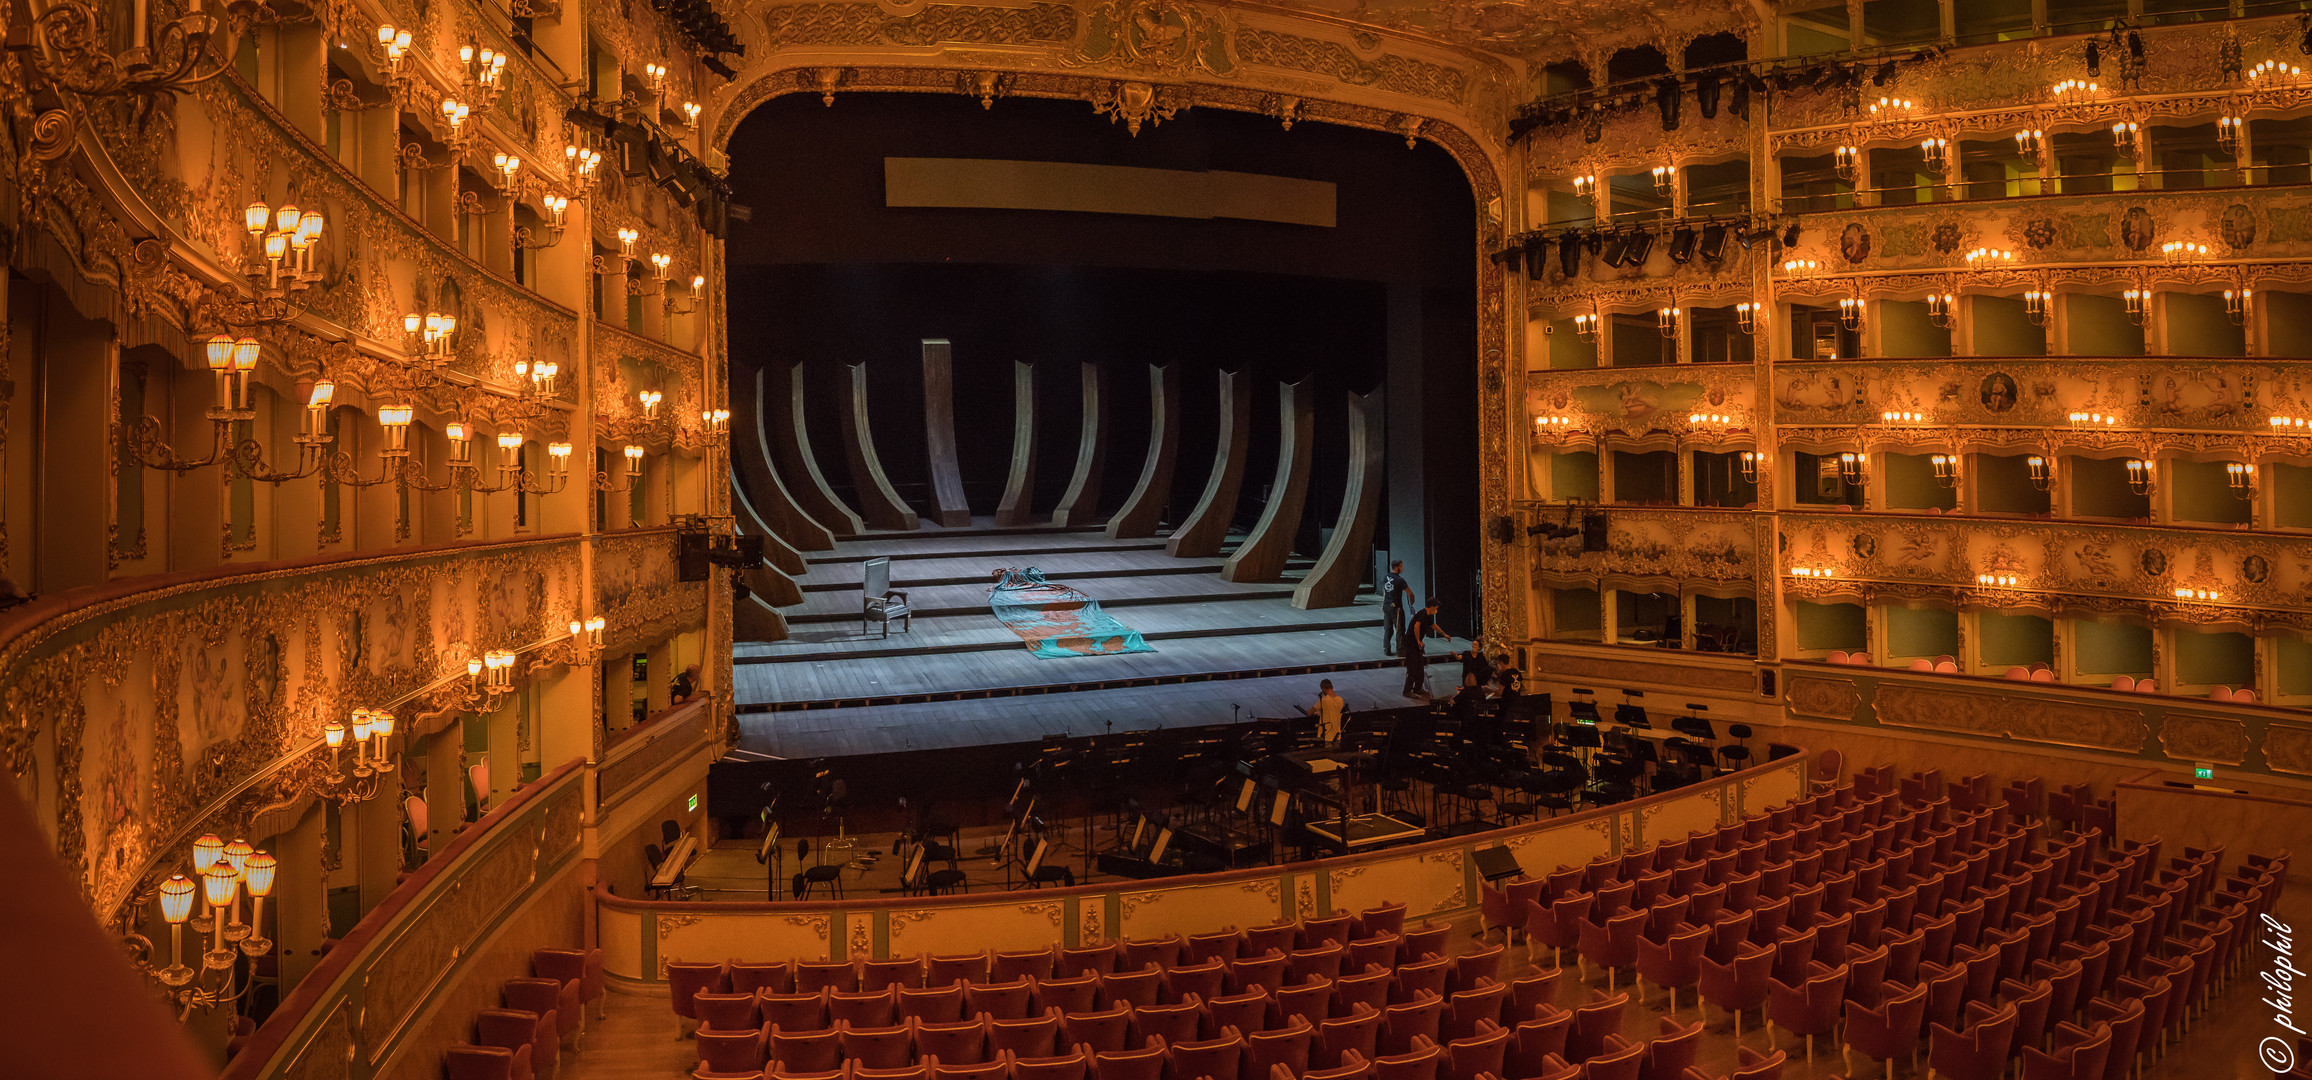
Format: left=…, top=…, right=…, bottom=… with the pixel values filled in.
left=903, top=847, right=927, bottom=896
left=1472, top=844, right=1523, bottom=885
left=1148, top=828, right=1174, bottom=867
left=755, top=815, right=783, bottom=901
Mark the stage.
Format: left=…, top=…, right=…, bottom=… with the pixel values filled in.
left=732, top=521, right=1455, bottom=759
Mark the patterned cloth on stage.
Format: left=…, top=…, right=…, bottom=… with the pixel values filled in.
left=987, top=566, right=1156, bottom=658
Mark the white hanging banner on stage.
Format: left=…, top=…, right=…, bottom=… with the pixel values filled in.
left=883, top=157, right=1337, bottom=228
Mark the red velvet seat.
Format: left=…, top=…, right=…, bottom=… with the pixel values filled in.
left=506, top=977, right=581, bottom=1048
left=1355, top=903, right=1408, bottom=939
left=1443, top=979, right=1505, bottom=1042
left=990, top=1009, right=1065, bottom=1058
left=1131, top=999, right=1204, bottom=1046
left=732, top=960, right=795, bottom=997
left=929, top=952, right=991, bottom=988
left=916, top=1016, right=992, bottom=1064
left=1246, top=1017, right=1317, bottom=1079
left=478, top=1008, right=555, bottom=1079
left=447, top=1043, right=530, bottom=1080
left=1228, top=951, right=1288, bottom=996
left=995, top=948, right=1058, bottom=984
left=1165, top=959, right=1229, bottom=1005
left=696, top=1027, right=768, bottom=1076
left=1506, top=1010, right=1571, bottom=1076
left=1121, top=935, right=1183, bottom=971
left=2023, top=1020, right=2112, bottom=1080
left=1635, top=923, right=1707, bottom=1015
left=965, top=978, right=1035, bottom=1021
left=1275, top=976, right=1334, bottom=1027
left=829, top=987, right=898, bottom=1029
left=1206, top=987, right=1272, bottom=1038
left=1697, top=943, right=1772, bottom=1041
left=1440, top=1021, right=1507, bottom=1080
left=1317, top=1005, right=1384, bottom=1068
left=864, top=958, right=927, bottom=992
left=1059, top=943, right=1119, bottom=978
left=1841, top=979, right=1925, bottom=1080
left=1013, top=1048, right=1092, bottom=1080
left=1035, top=972, right=1100, bottom=1014
left=841, top=1021, right=916, bottom=1069
left=1764, top=961, right=1846, bottom=1067
left=1062, top=1002, right=1132, bottom=1053
left=1927, top=1000, right=2017, bottom=1080
left=1244, top=922, right=1299, bottom=960
left=533, top=947, right=607, bottom=1024
left=1292, top=943, right=1349, bottom=986
left=1565, top=991, right=1628, bottom=1063
left=759, top=991, right=829, bottom=1034
left=769, top=1026, right=843, bottom=1073
left=670, top=962, right=732, bottom=1037
left=1637, top=1016, right=1700, bottom=1080
left=1576, top=910, right=1646, bottom=993
left=900, top=983, right=968, bottom=1024
left=795, top=961, right=858, bottom=995
left=1170, top=1029, right=1248, bottom=1080
left=1369, top=1037, right=1441, bottom=1080
left=1379, top=994, right=1445, bottom=1055
left=1093, top=1038, right=1170, bottom=1080
left=696, top=991, right=762, bottom=1034
left=1391, top=955, right=1451, bottom=1004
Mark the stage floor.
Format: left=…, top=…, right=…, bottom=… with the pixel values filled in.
left=733, top=521, right=1459, bottom=758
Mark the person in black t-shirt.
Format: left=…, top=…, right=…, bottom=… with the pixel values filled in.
left=1381, top=561, right=1410, bottom=655
left=1401, top=599, right=1444, bottom=699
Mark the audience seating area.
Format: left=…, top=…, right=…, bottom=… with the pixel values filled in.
left=443, top=946, right=609, bottom=1080
left=651, top=761, right=2286, bottom=1080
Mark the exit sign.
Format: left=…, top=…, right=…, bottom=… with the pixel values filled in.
left=688, top=794, right=699, bottom=812
left=2194, top=766, right=2214, bottom=780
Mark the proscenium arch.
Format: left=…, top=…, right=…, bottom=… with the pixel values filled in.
left=704, top=61, right=1524, bottom=642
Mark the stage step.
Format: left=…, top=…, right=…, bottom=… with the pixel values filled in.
left=793, top=548, right=1301, bottom=591
left=806, top=530, right=1154, bottom=563
left=735, top=651, right=1409, bottom=717
left=782, top=573, right=1348, bottom=622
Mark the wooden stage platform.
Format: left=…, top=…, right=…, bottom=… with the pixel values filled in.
left=732, top=522, right=1454, bottom=759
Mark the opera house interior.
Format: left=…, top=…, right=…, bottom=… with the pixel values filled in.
left=5, top=0, right=2312, bottom=1077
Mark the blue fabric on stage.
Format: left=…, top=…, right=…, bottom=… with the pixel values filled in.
left=988, top=566, right=1156, bottom=658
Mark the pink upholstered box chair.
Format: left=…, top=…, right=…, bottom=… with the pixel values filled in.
left=1697, top=942, right=1773, bottom=1042
left=1840, top=979, right=1925, bottom=1080
left=1763, top=961, right=1847, bottom=1067
left=1927, top=1000, right=2018, bottom=1080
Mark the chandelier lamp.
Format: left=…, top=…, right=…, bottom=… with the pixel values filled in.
left=596, top=445, right=646, bottom=493
left=320, top=708, right=399, bottom=802
left=460, top=41, right=509, bottom=110
left=404, top=310, right=457, bottom=363
left=2228, top=461, right=2256, bottom=498
left=1839, top=451, right=1867, bottom=484
left=2024, top=285, right=2052, bottom=327
left=1931, top=452, right=1961, bottom=489
left=1650, top=165, right=1676, bottom=196
left=373, top=25, right=414, bottom=86
left=564, top=143, right=604, bottom=197
left=1927, top=291, right=1956, bottom=329
left=1656, top=305, right=1679, bottom=338
left=1834, top=144, right=1859, bottom=181
left=639, top=389, right=663, bottom=420
left=1572, top=310, right=1600, bottom=338
left=2126, top=457, right=2155, bottom=496
left=1739, top=450, right=1762, bottom=482
left=1735, top=301, right=1756, bottom=335
left=1840, top=294, right=1865, bottom=331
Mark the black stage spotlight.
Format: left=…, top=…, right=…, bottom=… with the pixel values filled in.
left=1600, top=230, right=1631, bottom=268
left=1625, top=229, right=1656, bottom=266
left=1526, top=241, right=1548, bottom=281
left=1696, top=74, right=1721, bottom=118
left=703, top=54, right=739, bottom=79
left=1730, top=78, right=1752, bottom=119
left=2084, top=39, right=2101, bottom=75
left=1559, top=233, right=1584, bottom=276
left=1668, top=224, right=1697, bottom=264
left=1781, top=222, right=1802, bottom=249
left=1872, top=60, right=1897, bottom=86
left=1698, top=222, right=1728, bottom=262
left=1655, top=77, right=1682, bottom=131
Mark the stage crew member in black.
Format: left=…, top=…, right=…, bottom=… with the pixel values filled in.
left=1381, top=560, right=1410, bottom=655
left=1401, top=598, right=1444, bottom=699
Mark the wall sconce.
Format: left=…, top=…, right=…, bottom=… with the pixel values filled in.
left=645, top=62, right=667, bottom=95
left=1656, top=306, right=1679, bottom=338
left=242, top=201, right=325, bottom=311
left=1781, top=258, right=1820, bottom=278
left=491, top=152, right=522, bottom=193
left=2174, top=587, right=2221, bottom=601
left=1931, top=452, right=1961, bottom=488
left=2218, top=114, right=2244, bottom=153
left=598, top=445, right=645, bottom=492
left=459, top=42, right=507, bottom=109
left=649, top=252, right=673, bottom=282
left=515, top=441, right=574, bottom=495
left=1739, top=451, right=1761, bottom=482
left=2161, top=241, right=2210, bottom=263
left=1880, top=410, right=1925, bottom=424
left=2126, top=457, right=2154, bottom=495
left=2226, top=285, right=2252, bottom=326
left=563, top=144, right=603, bottom=196
left=1534, top=415, right=1579, bottom=434
left=1976, top=573, right=2019, bottom=587
left=616, top=227, right=638, bottom=256
left=2111, top=120, right=2140, bottom=158
left=2228, top=461, right=2256, bottom=498
left=1840, top=295, right=1865, bottom=331
left=373, top=24, right=413, bottom=84
left=2250, top=61, right=2304, bottom=84
left=129, top=834, right=279, bottom=1012
left=703, top=409, right=731, bottom=438
left=2270, top=415, right=2311, bottom=433
left=2024, top=287, right=2052, bottom=326
left=1868, top=96, right=1915, bottom=117
left=667, top=274, right=705, bottom=315
left=377, top=404, right=415, bottom=459
left=440, top=98, right=473, bottom=147
left=2068, top=411, right=2120, bottom=428
left=566, top=616, right=608, bottom=661
left=1838, top=451, right=1866, bottom=483
left=2013, top=129, right=2043, bottom=157
left=322, top=707, right=399, bottom=799
left=403, top=310, right=456, bottom=362
left=2050, top=79, right=2099, bottom=102
left=639, top=390, right=662, bottom=420
left=1920, top=136, right=1950, bottom=169
left=1834, top=145, right=1859, bottom=181
left=1735, top=302, right=1756, bottom=335
left=1571, top=311, right=1600, bottom=338
left=1964, top=247, right=2013, bottom=267
left=515, top=360, right=559, bottom=398
left=443, top=424, right=525, bottom=494
left=1571, top=174, right=1596, bottom=198
left=2027, top=454, right=2054, bottom=491
left=1687, top=412, right=1731, bottom=428
left=1927, top=292, right=1956, bottom=329
left=1789, top=566, right=1837, bottom=578
left=2123, top=286, right=2149, bottom=325
left=683, top=102, right=702, bottom=126
left=1650, top=165, right=1676, bottom=196
left=124, top=334, right=268, bottom=474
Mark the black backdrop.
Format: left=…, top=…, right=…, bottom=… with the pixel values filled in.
left=722, top=91, right=1480, bottom=623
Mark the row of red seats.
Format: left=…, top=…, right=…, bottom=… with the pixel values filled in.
left=442, top=947, right=606, bottom=1080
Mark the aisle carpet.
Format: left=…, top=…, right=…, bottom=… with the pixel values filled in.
left=988, top=567, right=1156, bottom=658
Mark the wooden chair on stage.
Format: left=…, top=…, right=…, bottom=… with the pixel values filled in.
left=860, top=556, right=912, bottom=637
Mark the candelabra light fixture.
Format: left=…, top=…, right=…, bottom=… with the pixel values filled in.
left=667, top=274, right=705, bottom=314
left=2161, top=241, right=2211, bottom=263
left=491, top=151, right=522, bottom=193
left=1650, top=165, right=1676, bottom=196
left=564, top=144, right=604, bottom=196
left=683, top=102, right=703, bottom=127
left=2269, top=415, right=2311, bottom=433
left=2123, top=283, right=2150, bottom=325
left=1533, top=415, right=1580, bottom=433
left=472, top=649, right=517, bottom=692
left=125, top=335, right=273, bottom=474
left=2014, top=128, right=2044, bottom=157
left=1781, top=258, right=1821, bottom=278
left=1927, top=291, right=1957, bottom=329
left=1880, top=409, right=1926, bottom=424
left=1789, top=566, right=1837, bottom=578
left=2174, top=586, right=2221, bottom=601
left=441, top=98, right=474, bottom=147
left=2024, top=284, right=2053, bottom=326
left=403, top=310, right=457, bottom=363
left=514, top=359, right=560, bottom=399
left=2027, top=454, right=2054, bottom=491
left=1976, top=572, right=2020, bottom=587
left=645, top=62, right=668, bottom=95
left=2112, top=120, right=2140, bottom=158
left=1656, top=305, right=1679, bottom=338
left=320, top=708, right=399, bottom=802
left=1687, top=411, right=1732, bottom=428
left=616, top=227, right=639, bottom=257
left=1931, top=452, right=1961, bottom=489
left=2126, top=457, right=2155, bottom=495
left=1735, top=302, right=1756, bottom=335
left=373, top=25, right=414, bottom=86
left=1920, top=136, right=1951, bottom=170
left=639, top=390, right=663, bottom=421
left=232, top=201, right=326, bottom=323
left=460, top=42, right=509, bottom=110
left=1739, top=450, right=1761, bottom=482
left=2228, top=461, right=2256, bottom=498
left=1838, top=451, right=1867, bottom=484
left=1840, top=294, right=1866, bottom=331
left=1571, top=173, right=1597, bottom=198
left=128, top=834, right=280, bottom=1018
left=441, top=424, right=527, bottom=494
left=1835, top=144, right=1860, bottom=181
left=1964, top=247, right=2013, bottom=268
left=1571, top=310, right=1600, bottom=338
left=2218, top=114, right=2245, bottom=153
left=703, top=409, right=731, bottom=439
left=596, top=445, right=646, bottom=492
left=2068, top=411, right=2121, bottom=428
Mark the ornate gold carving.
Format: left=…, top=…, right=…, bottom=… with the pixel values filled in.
left=1090, top=81, right=1184, bottom=135
left=1873, top=682, right=2147, bottom=752
left=1787, top=675, right=1862, bottom=721
left=2160, top=713, right=2249, bottom=766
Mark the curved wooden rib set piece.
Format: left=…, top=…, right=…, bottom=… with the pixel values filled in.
left=736, top=358, right=1384, bottom=610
